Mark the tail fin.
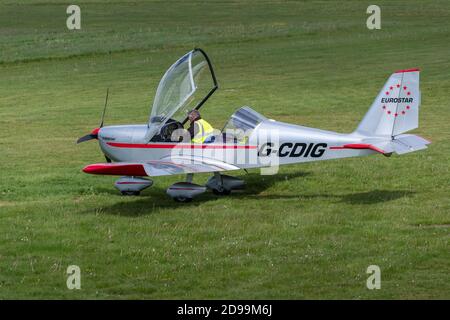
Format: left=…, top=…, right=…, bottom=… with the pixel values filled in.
left=356, top=69, right=420, bottom=137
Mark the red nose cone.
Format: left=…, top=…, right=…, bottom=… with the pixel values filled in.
left=91, top=127, right=100, bottom=135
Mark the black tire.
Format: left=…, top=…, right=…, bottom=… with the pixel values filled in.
left=212, top=188, right=231, bottom=196
left=174, top=196, right=193, bottom=203
left=121, top=191, right=140, bottom=196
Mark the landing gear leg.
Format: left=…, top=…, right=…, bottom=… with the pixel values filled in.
left=213, top=172, right=230, bottom=195
left=206, top=172, right=245, bottom=195
left=208, top=172, right=231, bottom=196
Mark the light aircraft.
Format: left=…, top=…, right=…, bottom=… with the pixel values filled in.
left=77, top=48, right=430, bottom=202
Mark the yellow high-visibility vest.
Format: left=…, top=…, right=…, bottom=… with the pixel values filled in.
left=192, top=119, right=214, bottom=143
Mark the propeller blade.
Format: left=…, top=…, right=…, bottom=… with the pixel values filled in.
left=77, top=128, right=100, bottom=144
left=77, top=89, right=108, bottom=144
left=100, top=88, right=109, bottom=128
left=77, top=133, right=97, bottom=144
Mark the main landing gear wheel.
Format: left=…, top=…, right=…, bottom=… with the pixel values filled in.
left=121, top=191, right=140, bottom=196
left=173, top=196, right=193, bottom=203
left=115, top=177, right=153, bottom=196
left=212, top=188, right=231, bottom=196
left=167, top=180, right=206, bottom=202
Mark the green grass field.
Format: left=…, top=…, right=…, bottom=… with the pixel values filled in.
left=0, top=0, right=449, bottom=299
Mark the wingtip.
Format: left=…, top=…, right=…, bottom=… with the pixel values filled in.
left=82, top=164, right=98, bottom=174
left=82, top=163, right=147, bottom=176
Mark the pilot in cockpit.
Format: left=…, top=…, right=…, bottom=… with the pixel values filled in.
left=187, top=110, right=215, bottom=143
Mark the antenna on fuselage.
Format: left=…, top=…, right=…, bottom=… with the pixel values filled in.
left=100, top=88, right=109, bottom=128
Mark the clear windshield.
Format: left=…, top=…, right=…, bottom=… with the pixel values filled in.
left=223, top=106, right=267, bottom=132
left=147, top=49, right=217, bottom=140
left=220, top=106, right=267, bottom=143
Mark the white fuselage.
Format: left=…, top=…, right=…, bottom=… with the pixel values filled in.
left=97, top=119, right=376, bottom=169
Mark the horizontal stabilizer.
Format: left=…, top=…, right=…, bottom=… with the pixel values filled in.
left=360, top=134, right=430, bottom=155
left=390, top=134, right=430, bottom=154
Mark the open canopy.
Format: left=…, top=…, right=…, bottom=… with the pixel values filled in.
left=146, top=49, right=218, bottom=140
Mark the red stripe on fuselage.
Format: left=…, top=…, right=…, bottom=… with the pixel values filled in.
left=106, top=142, right=257, bottom=149
left=329, top=143, right=385, bottom=154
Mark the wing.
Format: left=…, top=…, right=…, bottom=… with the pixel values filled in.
left=82, top=156, right=240, bottom=177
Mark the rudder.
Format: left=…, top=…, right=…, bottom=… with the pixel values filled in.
left=356, top=69, right=420, bottom=137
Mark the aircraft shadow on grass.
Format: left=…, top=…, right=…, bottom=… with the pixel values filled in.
left=94, top=171, right=415, bottom=217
